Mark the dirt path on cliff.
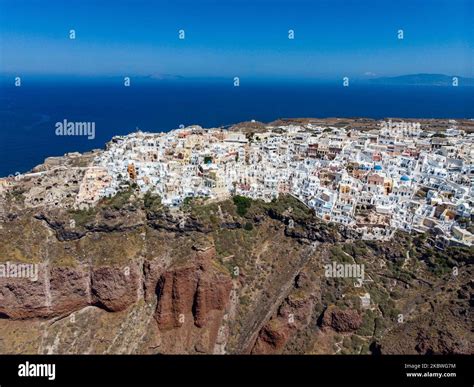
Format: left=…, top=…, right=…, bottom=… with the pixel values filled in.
left=233, top=241, right=320, bottom=353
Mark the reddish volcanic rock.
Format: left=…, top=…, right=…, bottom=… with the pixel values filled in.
left=251, top=320, right=290, bottom=354
left=154, top=247, right=232, bottom=330
left=0, top=262, right=140, bottom=319
left=154, top=266, right=199, bottom=329
left=0, top=243, right=232, bottom=331
left=0, top=264, right=50, bottom=319
left=49, top=266, right=90, bottom=315
left=193, top=271, right=233, bottom=328
left=252, top=290, right=314, bottom=354
left=0, top=264, right=89, bottom=319
left=322, top=306, right=362, bottom=332
left=91, top=264, right=140, bottom=312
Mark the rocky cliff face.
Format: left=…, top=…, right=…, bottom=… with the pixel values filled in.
left=321, top=306, right=363, bottom=333
left=0, top=157, right=472, bottom=354
left=154, top=256, right=232, bottom=330
left=0, top=209, right=233, bottom=353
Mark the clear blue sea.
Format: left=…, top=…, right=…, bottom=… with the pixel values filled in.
left=1, top=79, right=473, bottom=177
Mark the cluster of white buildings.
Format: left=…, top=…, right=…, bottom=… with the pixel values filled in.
left=79, top=121, right=473, bottom=245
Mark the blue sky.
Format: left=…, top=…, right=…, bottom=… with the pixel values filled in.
left=0, top=0, right=472, bottom=79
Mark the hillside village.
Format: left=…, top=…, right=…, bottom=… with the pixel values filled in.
left=68, top=120, right=472, bottom=246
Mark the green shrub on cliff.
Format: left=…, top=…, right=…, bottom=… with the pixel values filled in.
left=101, top=186, right=134, bottom=210
left=143, top=191, right=162, bottom=211
left=6, top=187, right=26, bottom=203
left=265, top=194, right=314, bottom=222
left=233, top=195, right=252, bottom=216
left=243, top=222, right=253, bottom=231
left=356, top=309, right=375, bottom=336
